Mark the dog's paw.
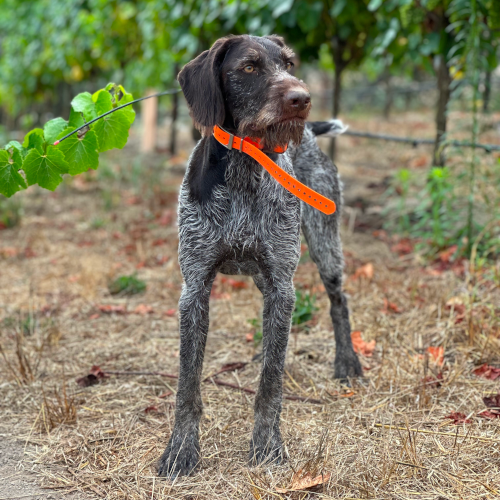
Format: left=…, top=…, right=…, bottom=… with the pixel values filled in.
left=334, top=348, right=363, bottom=380
left=248, top=431, right=283, bottom=467
left=157, top=434, right=200, bottom=479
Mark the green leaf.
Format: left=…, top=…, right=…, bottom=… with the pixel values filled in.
left=4, top=141, right=28, bottom=159
left=68, top=108, right=85, bottom=128
left=0, top=149, right=27, bottom=197
left=44, top=117, right=68, bottom=144
left=71, top=92, right=97, bottom=121
left=116, top=85, right=136, bottom=125
left=368, top=0, right=383, bottom=11
left=92, top=91, right=131, bottom=152
left=57, top=127, right=99, bottom=175
left=23, top=146, right=69, bottom=191
left=331, top=0, right=347, bottom=17
left=22, top=129, right=45, bottom=153
left=272, top=0, right=293, bottom=18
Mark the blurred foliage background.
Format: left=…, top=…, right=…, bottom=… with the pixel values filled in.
left=0, top=0, right=499, bottom=257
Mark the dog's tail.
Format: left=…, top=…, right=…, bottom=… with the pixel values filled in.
left=306, top=119, right=348, bottom=137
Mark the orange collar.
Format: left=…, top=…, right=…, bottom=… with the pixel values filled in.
left=213, top=125, right=336, bottom=215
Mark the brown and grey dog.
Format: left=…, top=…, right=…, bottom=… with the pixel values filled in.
left=158, top=34, right=361, bottom=478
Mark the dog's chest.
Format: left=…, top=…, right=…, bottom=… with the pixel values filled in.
left=179, top=153, right=301, bottom=253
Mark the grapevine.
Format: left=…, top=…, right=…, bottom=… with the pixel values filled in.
left=1, top=83, right=137, bottom=198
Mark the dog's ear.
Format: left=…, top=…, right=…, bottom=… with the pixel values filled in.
left=178, top=37, right=236, bottom=136
left=264, top=35, right=285, bottom=48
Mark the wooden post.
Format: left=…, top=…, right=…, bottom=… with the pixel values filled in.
left=141, top=89, right=158, bottom=153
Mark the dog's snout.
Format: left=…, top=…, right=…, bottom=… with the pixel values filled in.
left=285, top=90, right=311, bottom=111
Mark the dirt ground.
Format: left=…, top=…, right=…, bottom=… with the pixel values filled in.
left=1, top=111, right=500, bottom=499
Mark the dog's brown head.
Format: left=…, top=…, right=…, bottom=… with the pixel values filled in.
left=178, top=35, right=311, bottom=149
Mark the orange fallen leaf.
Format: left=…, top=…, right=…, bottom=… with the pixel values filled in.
left=276, top=470, right=331, bottom=493
left=245, top=332, right=254, bottom=343
left=382, top=298, right=402, bottom=314
left=352, top=263, right=374, bottom=280
left=164, top=308, right=177, bottom=317
left=97, top=304, right=127, bottom=314
left=351, top=331, right=376, bottom=357
left=427, top=346, right=444, bottom=366
left=89, top=313, right=100, bottom=320
left=220, top=277, right=248, bottom=289
left=134, top=304, right=154, bottom=315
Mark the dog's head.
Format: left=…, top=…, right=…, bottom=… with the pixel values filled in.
left=178, top=35, right=311, bottom=149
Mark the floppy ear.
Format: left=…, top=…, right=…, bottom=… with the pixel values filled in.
left=178, top=36, right=236, bottom=136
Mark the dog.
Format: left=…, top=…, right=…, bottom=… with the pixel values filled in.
left=158, top=34, right=362, bottom=478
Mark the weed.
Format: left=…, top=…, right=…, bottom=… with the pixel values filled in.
left=0, top=197, right=23, bottom=229
left=40, top=379, right=77, bottom=433
left=90, top=216, right=106, bottom=229
left=0, top=331, right=35, bottom=385
left=247, top=318, right=263, bottom=346
left=108, top=274, right=146, bottom=295
left=293, top=289, right=318, bottom=326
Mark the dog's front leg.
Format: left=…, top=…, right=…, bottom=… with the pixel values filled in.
left=249, top=278, right=295, bottom=466
left=158, top=274, right=214, bottom=478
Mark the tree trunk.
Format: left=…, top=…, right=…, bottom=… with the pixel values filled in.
left=483, top=69, right=491, bottom=113
left=383, top=70, right=393, bottom=120
left=433, top=56, right=451, bottom=166
left=329, top=38, right=346, bottom=161
left=169, top=93, right=179, bottom=155
left=141, top=89, right=158, bottom=153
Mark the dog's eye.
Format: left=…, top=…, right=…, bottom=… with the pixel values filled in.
left=286, top=61, right=294, bottom=70
left=243, top=65, right=254, bottom=73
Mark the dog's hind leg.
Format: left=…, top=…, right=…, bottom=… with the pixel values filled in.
left=249, top=266, right=296, bottom=466
left=292, top=130, right=362, bottom=379
left=300, top=202, right=362, bottom=379
left=157, top=263, right=217, bottom=478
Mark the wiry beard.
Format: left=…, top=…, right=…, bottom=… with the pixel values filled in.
left=238, top=119, right=305, bottom=151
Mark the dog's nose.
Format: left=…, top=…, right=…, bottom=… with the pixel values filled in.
left=285, top=90, right=311, bottom=111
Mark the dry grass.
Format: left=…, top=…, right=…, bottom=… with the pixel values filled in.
left=1, top=113, right=500, bottom=499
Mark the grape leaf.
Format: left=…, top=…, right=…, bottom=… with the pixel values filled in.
left=71, top=92, right=97, bottom=121
left=57, top=127, right=99, bottom=175
left=92, top=91, right=131, bottom=152
left=23, top=129, right=45, bottom=153
left=68, top=107, right=85, bottom=128
left=23, top=146, right=69, bottom=191
left=0, top=149, right=27, bottom=197
left=116, top=85, right=136, bottom=125
left=4, top=141, right=28, bottom=159
left=44, top=118, right=68, bottom=144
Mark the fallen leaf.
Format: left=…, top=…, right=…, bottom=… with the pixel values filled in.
left=89, top=313, right=100, bottom=320
left=483, top=393, right=500, bottom=410
left=144, top=405, right=159, bottom=413
left=158, top=390, right=173, bottom=399
left=133, top=304, right=154, bottom=315
left=473, top=364, right=500, bottom=381
left=76, top=365, right=109, bottom=387
left=245, top=332, right=254, bottom=343
left=351, top=331, right=376, bottom=357
left=438, top=245, right=458, bottom=263
left=390, top=239, right=413, bottom=255
left=382, top=298, right=402, bottom=314
left=220, top=277, right=248, bottom=289
left=97, top=304, right=128, bottom=314
left=164, top=309, right=177, bottom=317
left=422, top=372, right=443, bottom=387
left=352, top=263, right=374, bottom=280
left=276, top=470, right=331, bottom=493
left=478, top=410, right=500, bottom=419
left=445, top=412, right=471, bottom=424
left=427, top=346, right=444, bottom=366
